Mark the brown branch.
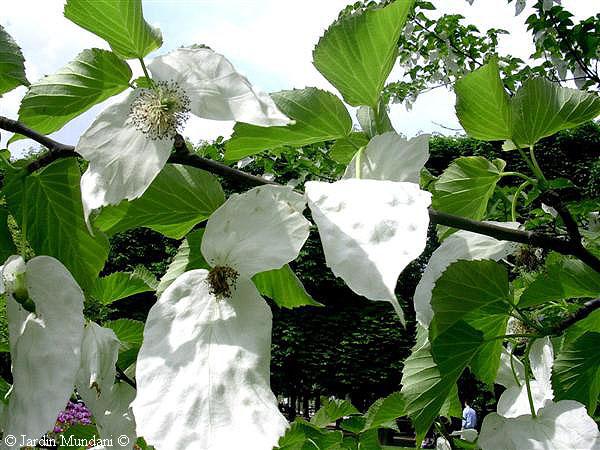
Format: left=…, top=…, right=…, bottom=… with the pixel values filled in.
left=115, top=365, right=136, bottom=389
left=2, top=117, right=600, bottom=274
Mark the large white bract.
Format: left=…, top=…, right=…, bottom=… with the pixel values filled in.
left=76, top=47, right=291, bottom=225
left=133, top=185, right=311, bottom=450
left=413, top=223, right=520, bottom=327
left=305, top=179, right=431, bottom=321
left=0, top=256, right=85, bottom=448
left=76, top=322, right=136, bottom=449
left=479, top=337, right=600, bottom=449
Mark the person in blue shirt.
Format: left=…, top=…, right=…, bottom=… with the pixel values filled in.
left=462, top=401, right=477, bottom=430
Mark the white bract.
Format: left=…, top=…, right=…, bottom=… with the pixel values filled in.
left=0, top=256, right=84, bottom=448
left=496, top=337, right=554, bottom=418
left=133, top=185, right=310, bottom=450
left=342, top=132, right=429, bottom=184
left=413, top=223, right=520, bottom=327
left=77, top=47, right=291, bottom=225
left=305, top=179, right=431, bottom=321
left=76, top=322, right=136, bottom=449
left=479, top=337, right=600, bottom=449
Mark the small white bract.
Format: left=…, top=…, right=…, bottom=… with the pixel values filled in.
left=479, top=337, right=600, bottom=449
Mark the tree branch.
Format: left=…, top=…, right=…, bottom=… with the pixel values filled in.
left=551, top=298, right=600, bottom=335
left=2, top=117, right=600, bottom=274
left=0, top=116, right=74, bottom=153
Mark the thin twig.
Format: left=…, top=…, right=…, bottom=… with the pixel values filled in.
left=116, top=365, right=136, bottom=389
left=551, top=298, right=600, bottom=335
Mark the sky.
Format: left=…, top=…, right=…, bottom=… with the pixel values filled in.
left=1, top=0, right=597, bottom=157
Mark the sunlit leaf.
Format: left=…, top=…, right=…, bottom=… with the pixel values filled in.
left=4, top=160, right=109, bottom=290
left=64, top=0, right=162, bottom=59
left=313, top=0, right=414, bottom=107
left=10, top=48, right=131, bottom=143
left=225, top=87, right=352, bottom=160
left=94, top=164, right=224, bottom=239
left=0, top=25, right=28, bottom=95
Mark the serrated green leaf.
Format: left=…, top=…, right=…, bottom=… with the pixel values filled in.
left=455, top=61, right=600, bottom=145
left=511, top=77, right=600, bottom=146
left=10, top=48, right=131, bottom=143
left=90, top=271, right=154, bottom=305
left=401, top=325, right=483, bottom=445
left=330, top=132, right=369, bottom=164
left=430, top=260, right=511, bottom=384
left=252, top=265, right=321, bottom=309
left=0, top=207, right=16, bottom=262
left=4, top=160, right=109, bottom=291
left=362, top=392, right=403, bottom=431
left=454, top=59, right=511, bottom=141
left=0, top=25, right=28, bottom=95
left=64, top=0, right=162, bottom=59
left=552, top=331, right=600, bottom=414
left=519, top=256, right=600, bottom=308
left=94, top=164, right=224, bottom=239
left=313, top=1, right=414, bottom=107
left=311, top=397, right=360, bottom=428
left=155, top=229, right=208, bottom=296
left=277, top=418, right=344, bottom=450
left=104, top=318, right=144, bottom=348
left=225, top=88, right=352, bottom=160
left=433, top=156, right=505, bottom=240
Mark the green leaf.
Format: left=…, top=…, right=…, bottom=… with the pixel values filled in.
left=94, top=164, right=224, bottom=239
left=313, top=0, right=414, bottom=107
left=10, top=48, right=131, bottom=143
left=155, top=229, right=208, bottom=296
left=104, top=318, right=145, bottom=372
left=0, top=376, right=11, bottom=404
left=511, top=77, right=600, bottom=146
left=432, top=156, right=505, bottom=240
left=225, top=88, right=352, bottom=160
left=454, top=59, right=511, bottom=141
left=0, top=207, right=16, bottom=262
left=90, top=271, right=154, bottom=305
left=63, top=0, right=162, bottom=59
left=340, top=416, right=367, bottom=434
left=401, top=325, right=482, bottom=445
left=310, top=397, right=360, bottom=428
left=519, top=256, right=600, bottom=308
left=552, top=331, right=600, bottom=414
left=362, top=392, right=403, bottom=431
left=430, top=260, right=511, bottom=384
left=0, top=25, right=29, bottom=95
left=357, top=429, right=382, bottom=450
left=58, top=424, right=99, bottom=449
left=356, top=103, right=394, bottom=138
left=104, top=318, right=144, bottom=348
left=277, top=418, right=344, bottom=450
left=4, top=160, right=109, bottom=290
left=330, top=132, right=369, bottom=164
left=252, top=265, right=322, bottom=309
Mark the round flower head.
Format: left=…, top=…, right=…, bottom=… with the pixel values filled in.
left=76, top=47, right=291, bottom=226
left=133, top=185, right=311, bottom=450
